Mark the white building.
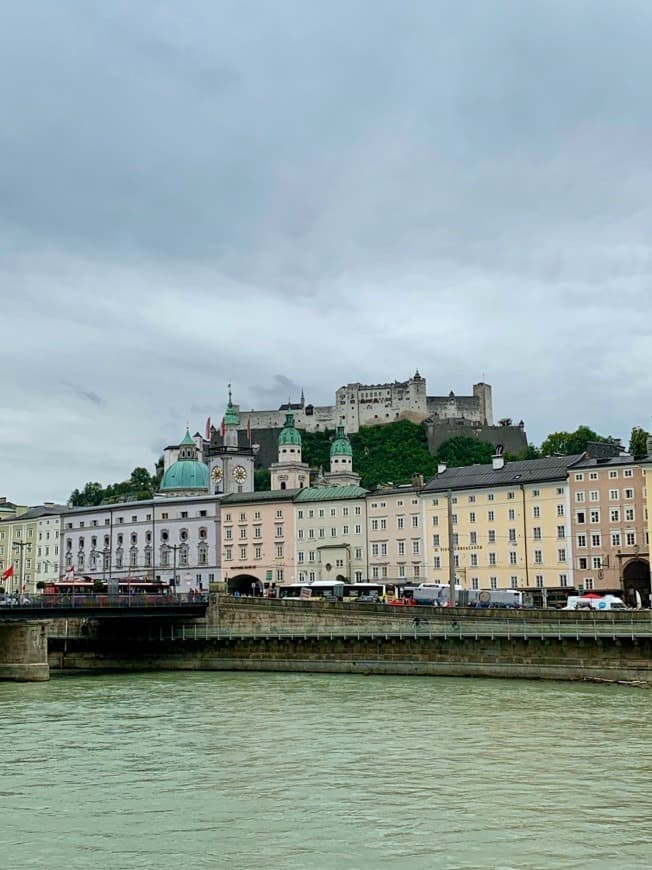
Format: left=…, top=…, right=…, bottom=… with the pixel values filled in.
left=62, top=494, right=222, bottom=592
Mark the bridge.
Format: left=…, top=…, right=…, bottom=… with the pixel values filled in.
left=0, top=593, right=208, bottom=681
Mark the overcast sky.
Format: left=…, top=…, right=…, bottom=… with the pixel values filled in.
left=2, top=1, right=652, bottom=505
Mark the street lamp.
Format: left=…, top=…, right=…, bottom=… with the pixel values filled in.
left=169, top=545, right=180, bottom=594
left=12, top=540, right=29, bottom=599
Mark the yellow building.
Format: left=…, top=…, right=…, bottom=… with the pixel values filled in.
left=0, top=505, right=67, bottom=594
left=422, top=454, right=583, bottom=602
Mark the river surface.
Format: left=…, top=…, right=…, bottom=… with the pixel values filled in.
left=1, top=672, right=650, bottom=869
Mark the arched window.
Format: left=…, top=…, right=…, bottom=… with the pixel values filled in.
left=198, top=543, right=208, bottom=566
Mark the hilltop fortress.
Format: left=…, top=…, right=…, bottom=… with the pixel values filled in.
left=234, top=372, right=494, bottom=434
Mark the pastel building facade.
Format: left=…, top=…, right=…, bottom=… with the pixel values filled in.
left=219, top=490, right=298, bottom=592
left=366, top=485, right=424, bottom=584
left=422, top=455, right=582, bottom=598
left=568, top=455, right=649, bottom=605
left=294, top=487, right=368, bottom=584
left=0, top=505, right=66, bottom=594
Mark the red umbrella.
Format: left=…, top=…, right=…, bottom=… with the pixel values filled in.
left=581, top=592, right=602, bottom=599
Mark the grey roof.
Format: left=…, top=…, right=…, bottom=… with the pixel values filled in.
left=423, top=455, right=584, bottom=493
left=220, top=489, right=301, bottom=505
left=572, top=455, right=638, bottom=468
left=5, top=504, right=69, bottom=521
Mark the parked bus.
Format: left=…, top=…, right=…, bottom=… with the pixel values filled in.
left=278, top=582, right=396, bottom=602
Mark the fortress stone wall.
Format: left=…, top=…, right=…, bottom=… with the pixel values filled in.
left=233, top=373, right=494, bottom=435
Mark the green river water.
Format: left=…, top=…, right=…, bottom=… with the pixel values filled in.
left=1, top=672, right=650, bottom=869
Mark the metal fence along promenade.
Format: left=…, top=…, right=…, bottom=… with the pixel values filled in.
left=155, top=614, right=652, bottom=643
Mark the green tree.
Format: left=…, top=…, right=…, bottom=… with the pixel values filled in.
left=628, top=426, right=649, bottom=460
left=436, top=436, right=495, bottom=468
left=254, top=468, right=271, bottom=491
left=539, top=425, right=612, bottom=457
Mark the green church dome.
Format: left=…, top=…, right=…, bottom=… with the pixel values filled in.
left=160, top=459, right=209, bottom=492
left=279, top=411, right=302, bottom=446
left=330, top=424, right=353, bottom=457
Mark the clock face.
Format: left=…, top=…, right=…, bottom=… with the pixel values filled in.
left=233, top=465, right=247, bottom=484
left=211, top=466, right=223, bottom=482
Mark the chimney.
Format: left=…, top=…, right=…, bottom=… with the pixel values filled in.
left=411, top=472, right=424, bottom=488
left=492, top=445, right=505, bottom=470
left=437, top=462, right=447, bottom=474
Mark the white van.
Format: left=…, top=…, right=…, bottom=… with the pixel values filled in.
left=562, top=595, right=628, bottom=611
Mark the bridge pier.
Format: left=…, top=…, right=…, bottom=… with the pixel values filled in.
left=0, top=621, right=50, bottom=681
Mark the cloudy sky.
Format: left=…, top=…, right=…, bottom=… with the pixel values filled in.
left=2, top=0, right=652, bottom=505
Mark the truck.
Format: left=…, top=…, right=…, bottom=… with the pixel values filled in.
left=562, top=594, right=628, bottom=611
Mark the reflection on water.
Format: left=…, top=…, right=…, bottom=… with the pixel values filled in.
left=2, top=673, right=650, bottom=869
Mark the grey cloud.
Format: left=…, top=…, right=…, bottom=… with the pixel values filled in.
left=3, top=1, right=652, bottom=502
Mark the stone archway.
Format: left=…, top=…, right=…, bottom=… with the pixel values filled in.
left=622, top=558, right=651, bottom=607
left=227, top=574, right=263, bottom=597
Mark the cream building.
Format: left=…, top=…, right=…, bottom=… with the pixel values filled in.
left=422, top=454, right=583, bottom=602
left=366, top=483, right=424, bottom=584
left=0, top=504, right=67, bottom=594
left=294, top=486, right=368, bottom=584
left=569, top=455, right=649, bottom=605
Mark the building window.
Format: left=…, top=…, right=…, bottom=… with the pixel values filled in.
left=611, top=532, right=621, bottom=547
left=490, top=576, right=498, bottom=589
left=509, top=552, right=517, bottom=565
left=624, top=469, right=633, bottom=478
left=534, top=549, right=543, bottom=564
left=559, top=575, right=568, bottom=587
left=510, top=576, right=518, bottom=589
left=574, top=473, right=584, bottom=481
left=577, top=534, right=587, bottom=548
left=489, top=552, right=496, bottom=566
left=535, top=574, right=544, bottom=588
left=469, top=532, right=477, bottom=545
left=354, top=548, right=362, bottom=560
left=254, top=546, right=262, bottom=560
left=488, top=530, right=496, bottom=544
left=557, top=549, right=566, bottom=562
left=609, top=489, right=619, bottom=500
left=578, top=557, right=587, bottom=569
left=398, top=541, right=406, bottom=556
left=557, top=505, right=565, bottom=517
left=557, top=525, right=565, bottom=539
left=585, top=577, right=594, bottom=590
left=576, top=492, right=585, bottom=503
left=508, top=528, right=516, bottom=542
left=590, top=510, right=600, bottom=523
left=239, top=546, right=247, bottom=560
left=626, top=531, right=636, bottom=546
left=433, top=557, right=440, bottom=569
left=625, top=488, right=634, bottom=499
left=591, top=534, right=601, bottom=547
left=608, top=470, right=618, bottom=479
left=469, top=512, right=476, bottom=524
left=276, top=544, right=283, bottom=558
left=592, top=556, right=602, bottom=569
left=470, top=554, right=478, bottom=567
left=610, top=509, right=620, bottom=522
left=412, top=540, right=420, bottom=555
left=397, top=517, right=404, bottom=530
left=533, top=527, right=541, bottom=540
left=625, top=508, right=635, bottom=522
left=533, top=506, right=540, bottom=518
left=488, top=511, right=495, bottom=522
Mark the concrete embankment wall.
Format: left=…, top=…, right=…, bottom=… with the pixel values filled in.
left=0, top=622, right=49, bottom=681
left=46, top=596, right=652, bottom=685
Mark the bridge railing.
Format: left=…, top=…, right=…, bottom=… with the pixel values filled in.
left=1, top=593, right=208, bottom=610
left=163, top=614, right=652, bottom=642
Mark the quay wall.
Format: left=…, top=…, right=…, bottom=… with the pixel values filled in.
left=46, top=597, right=652, bottom=685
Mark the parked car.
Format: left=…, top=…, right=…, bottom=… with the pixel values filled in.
left=389, top=597, right=416, bottom=607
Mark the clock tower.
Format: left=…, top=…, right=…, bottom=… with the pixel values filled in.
left=207, top=386, right=256, bottom=495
